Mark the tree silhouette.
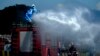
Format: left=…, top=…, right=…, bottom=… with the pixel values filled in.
left=0, top=4, right=31, bottom=34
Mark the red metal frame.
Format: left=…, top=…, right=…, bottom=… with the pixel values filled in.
left=12, top=27, right=41, bottom=56
left=16, top=27, right=33, bottom=52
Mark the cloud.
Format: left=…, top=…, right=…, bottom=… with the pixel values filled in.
left=32, top=7, right=100, bottom=52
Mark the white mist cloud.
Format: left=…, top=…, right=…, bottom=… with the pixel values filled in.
left=32, top=7, right=100, bottom=52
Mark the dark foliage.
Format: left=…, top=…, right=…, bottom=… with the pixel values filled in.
left=0, top=4, right=31, bottom=34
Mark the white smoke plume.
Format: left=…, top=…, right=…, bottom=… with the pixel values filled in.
left=32, top=7, right=100, bottom=52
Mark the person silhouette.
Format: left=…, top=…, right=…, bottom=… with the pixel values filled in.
left=25, top=4, right=37, bottom=22
left=67, top=42, right=78, bottom=56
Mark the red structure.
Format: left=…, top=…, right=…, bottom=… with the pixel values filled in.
left=41, top=37, right=58, bottom=56
left=0, top=37, right=4, bottom=55
left=0, top=23, right=59, bottom=56
left=11, top=23, right=41, bottom=56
